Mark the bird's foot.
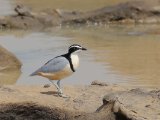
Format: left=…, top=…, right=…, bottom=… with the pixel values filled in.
left=58, top=93, right=70, bottom=98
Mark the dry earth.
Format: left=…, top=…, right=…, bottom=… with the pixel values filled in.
left=0, top=81, right=159, bottom=120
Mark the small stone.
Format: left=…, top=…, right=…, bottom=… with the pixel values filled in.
left=91, top=80, right=108, bottom=86
left=43, top=84, right=51, bottom=88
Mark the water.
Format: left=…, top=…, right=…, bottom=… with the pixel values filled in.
left=0, top=29, right=119, bottom=85
left=0, top=0, right=14, bottom=16
left=15, top=0, right=128, bottom=12
left=0, top=0, right=160, bottom=88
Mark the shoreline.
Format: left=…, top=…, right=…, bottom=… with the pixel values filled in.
left=0, top=81, right=159, bottom=120
left=1, top=0, right=160, bottom=30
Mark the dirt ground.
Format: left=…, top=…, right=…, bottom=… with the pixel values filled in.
left=0, top=81, right=159, bottom=120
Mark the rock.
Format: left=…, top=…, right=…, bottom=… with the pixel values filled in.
left=43, top=84, right=51, bottom=88
left=14, top=5, right=33, bottom=18
left=91, top=80, right=108, bottom=86
left=103, top=88, right=160, bottom=120
left=0, top=45, right=21, bottom=84
left=0, top=45, right=21, bottom=72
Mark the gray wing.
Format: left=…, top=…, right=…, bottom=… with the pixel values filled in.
left=30, top=56, right=69, bottom=76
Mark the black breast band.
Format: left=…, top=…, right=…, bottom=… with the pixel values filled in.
left=61, top=53, right=75, bottom=72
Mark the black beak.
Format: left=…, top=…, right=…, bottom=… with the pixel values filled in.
left=82, top=47, right=87, bottom=50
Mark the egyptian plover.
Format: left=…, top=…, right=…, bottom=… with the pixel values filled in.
left=30, top=44, right=87, bottom=97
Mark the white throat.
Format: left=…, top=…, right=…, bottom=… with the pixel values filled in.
left=71, top=54, right=79, bottom=70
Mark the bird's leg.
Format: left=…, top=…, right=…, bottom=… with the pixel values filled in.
left=57, top=80, right=69, bottom=98
left=50, top=80, right=68, bottom=98
left=49, top=80, right=60, bottom=93
left=57, top=80, right=63, bottom=94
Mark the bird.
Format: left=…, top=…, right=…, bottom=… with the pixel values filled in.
left=30, top=44, right=87, bottom=98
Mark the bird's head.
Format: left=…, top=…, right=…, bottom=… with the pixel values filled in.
left=68, top=44, right=87, bottom=54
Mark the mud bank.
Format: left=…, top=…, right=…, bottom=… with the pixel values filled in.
left=0, top=45, right=21, bottom=72
left=0, top=81, right=159, bottom=120
left=0, top=45, right=21, bottom=84
left=1, top=0, right=160, bottom=29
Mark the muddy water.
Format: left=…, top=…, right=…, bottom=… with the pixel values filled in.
left=48, top=24, right=160, bottom=88
left=15, top=0, right=128, bottom=11
left=0, top=30, right=110, bottom=85
left=0, top=0, right=160, bottom=88
left=0, top=0, right=15, bottom=16
left=0, top=25, right=160, bottom=88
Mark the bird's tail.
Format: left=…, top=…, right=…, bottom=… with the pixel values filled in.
left=30, top=70, right=38, bottom=76
left=30, top=67, right=42, bottom=76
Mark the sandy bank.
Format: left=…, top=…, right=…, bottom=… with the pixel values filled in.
left=0, top=45, right=21, bottom=84
left=0, top=45, right=21, bottom=71
left=2, top=0, right=160, bottom=29
left=0, top=81, right=159, bottom=120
